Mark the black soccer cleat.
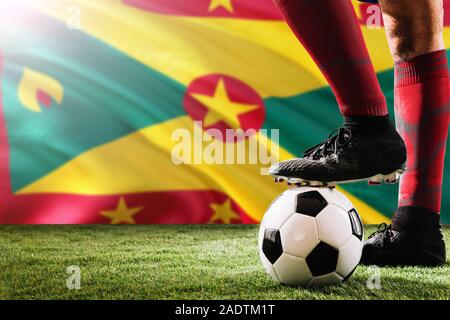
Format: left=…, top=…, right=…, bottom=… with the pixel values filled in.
left=360, top=223, right=446, bottom=267
left=269, top=126, right=406, bottom=187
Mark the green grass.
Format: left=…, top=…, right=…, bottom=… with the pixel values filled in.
left=0, top=225, right=449, bottom=300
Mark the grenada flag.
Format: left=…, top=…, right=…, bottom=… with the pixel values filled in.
left=1, top=0, right=450, bottom=224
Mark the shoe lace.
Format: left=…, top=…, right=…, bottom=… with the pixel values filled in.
left=303, top=127, right=352, bottom=160
left=368, top=223, right=393, bottom=245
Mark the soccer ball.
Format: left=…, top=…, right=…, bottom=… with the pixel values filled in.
left=258, top=187, right=363, bottom=287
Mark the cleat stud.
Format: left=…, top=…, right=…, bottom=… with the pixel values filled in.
left=384, top=172, right=398, bottom=184
left=370, top=174, right=383, bottom=183
left=288, top=178, right=302, bottom=185
left=310, top=181, right=323, bottom=187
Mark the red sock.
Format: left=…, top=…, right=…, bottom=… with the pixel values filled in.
left=395, top=50, right=450, bottom=213
left=273, top=0, right=387, bottom=116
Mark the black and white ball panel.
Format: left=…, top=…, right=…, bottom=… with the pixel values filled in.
left=273, top=253, right=313, bottom=286
left=315, top=205, right=353, bottom=248
left=305, top=241, right=339, bottom=276
left=348, top=208, right=364, bottom=240
left=295, top=190, right=328, bottom=217
left=262, top=229, right=283, bottom=264
left=260, top=189, right=299, bottom=230
left=336, top=235, right=363, bottom=277
left=308, top=272, right=343, bottom=287
left=259, top=247, right=280, bottom=282
left=313, top=187, right=354, bottom=212
left=280, top=214, right=319, bottom=258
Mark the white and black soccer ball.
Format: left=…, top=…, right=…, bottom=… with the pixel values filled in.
left=258, top=187, right=363, bottom=287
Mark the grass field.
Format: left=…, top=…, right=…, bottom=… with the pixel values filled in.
left=0, top=225, right=449, bottom=300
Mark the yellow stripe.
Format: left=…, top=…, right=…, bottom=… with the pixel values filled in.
left=22, top=0, right=395, bottom=99
left=18, top=116, right=388, bottom=224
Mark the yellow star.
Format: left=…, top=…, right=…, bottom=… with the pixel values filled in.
left=190, top=79, right=259, bottom=128
left=100, top=197, right=143, bottom=224
left=209, top=199, right=240, bottom=224
left=208, top=0, right=234, bottom=13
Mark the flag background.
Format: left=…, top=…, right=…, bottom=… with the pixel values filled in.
left=1, top=0, right=449, bottom=224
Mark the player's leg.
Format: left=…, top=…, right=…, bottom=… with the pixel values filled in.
left=270, top=0, right=406, bottom=186
left=362, top=0, right=448, bottom=266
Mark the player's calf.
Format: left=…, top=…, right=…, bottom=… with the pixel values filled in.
left=378, top=0, right=445, bottom=62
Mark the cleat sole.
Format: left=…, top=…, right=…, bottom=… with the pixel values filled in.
left=271, top=168, right=404, bottom=188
